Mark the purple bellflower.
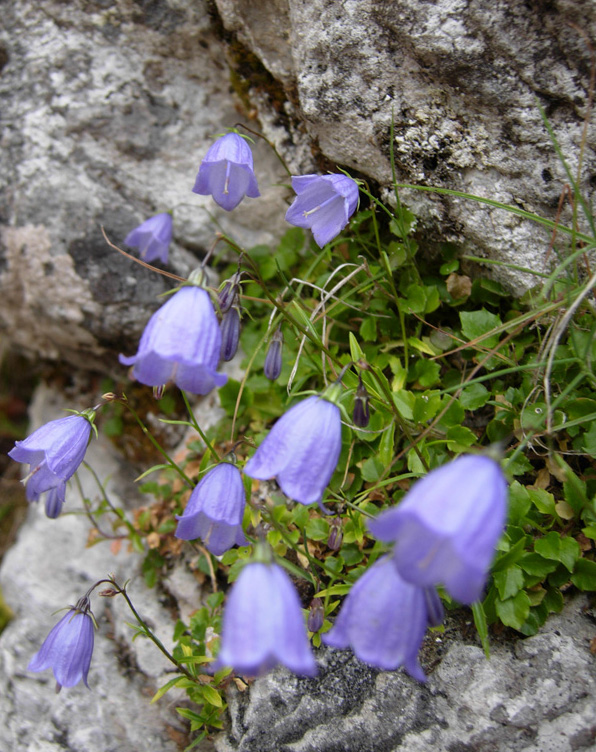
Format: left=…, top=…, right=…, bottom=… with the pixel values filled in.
left=323, top=556, right=428, bottom=681
left=124, top=212, right=173, bottom=264
left=220, top=307, right=241, bottom=362
left=285, top=174, right=359, bottom=248
left=244, top=395, right=342, bottom=506
left=175, top=463, right=247, bottom=556
left=119, top=285, right=228, bottom=395
left=28, top=596, right=95, bottom=690
left=192, top=133, right=260, bottom=211
left=368, top=455, right=507, bottom=604
left=214, top=561, right=317, bottom=677
left=263, top=327, right=283, bottom=381
left=9, top=414, right=93, bottom=518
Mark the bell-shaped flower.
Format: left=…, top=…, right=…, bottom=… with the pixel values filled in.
left=215, top=561, right=317, bottom=676
left=323, top=556, right=427, bottom=681
left=9, top=414, right=93, bottom=517
left=124, top=212, right=173, bottom=264
left=285, top=174, right=359, bottom=248
left=175, top=463, right=247, bottom=555
left=119, top=285, right=228, bottom=395
left=28, top=597, right=95, bottom=690
left=192, top=133, right=260, bottom=211
left=244, top=395, right=342, bottom=506
left=368, top=455, right=507, bottom=604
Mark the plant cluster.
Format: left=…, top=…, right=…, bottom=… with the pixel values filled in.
left=6, top=124, right=596, bottom=748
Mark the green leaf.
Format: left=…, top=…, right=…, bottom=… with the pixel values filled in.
left=304, top=517, right=330, bottom=541
left=459, top=383, right=490, bottom=410
left=519, top=553, right=558, bottom=577
left=359, top=317, right=377, bottom=342
left=200, top=684, right=223, bottom=708
left=378, top=424, right=395, bottom=466
left=445, top=425, right=478, bottom=451
left=508, top=482, right=532, bottom=525
left=361, top=455, right=385, bottom=482
left=492, top=537, right=527, bottom=571
left=534, top=532, right=580, bottom=572
left=412, top=359, right=441, bottom=388
left=151, top=675, right=188, bottom=703
left=571, top=558, right=596, bottom=591
left=527, top=488, right=556, bottom=515
left=472, top=601, right=490, bottom=658
left=494, top=565, right=525, bottom=600
left=495, top=590, right=531, bottom=630
left=349, top=332, right=365, bottom=362
left=582, top=422, right=596, bottom=458
left=459, top=309, right=503, bottom=348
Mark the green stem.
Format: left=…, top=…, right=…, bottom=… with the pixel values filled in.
left=121, top=398, right=194, bottom=487
left=180, top=391, right=219, bottom=463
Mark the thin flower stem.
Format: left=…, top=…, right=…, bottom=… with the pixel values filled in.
left=73, top=472, right=129, bottom=540
left=120, top=398, right=194, bottom=488
left=180, top=391, right=219, bottom=463
left=108, top=578, right=198, bottom=683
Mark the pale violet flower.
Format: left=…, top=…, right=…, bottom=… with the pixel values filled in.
left=285, top=174, right=359, bottom=247
left=323, top=556, right=428, bottom=681
left=192, top=133, right=260, bottom=211
left=9, top=413, right=93, bottom=518
left=214, top=561, right=317, bottom=676
left=368, top=455, right=507, bottom=604
left=119, top=286, right=227, bottom=395
left=125, top=213, right=173, bottom=264
left=244, top=396, right=342, bottom=506
left=175, top=463, right=247, bottom=555
left=28, top=597, right=95, bottom=690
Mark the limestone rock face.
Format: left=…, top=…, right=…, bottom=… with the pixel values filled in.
left=215, top=0, right=596, bottom=293
left=0, top=0, right=288, bottom=370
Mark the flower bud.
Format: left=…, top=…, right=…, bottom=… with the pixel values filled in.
left=221, top=307, right=241, bottom=361
left=219, top=272, right=241, bottom=313
left=307, top=598, right=324, bottom=633
left=353, top=376, right=370, bottom=428
left=327, top=518, right=343, bottom=551
left=264, top=327, right=283, bottom=381
left=153, top=384, right=166, bottom=400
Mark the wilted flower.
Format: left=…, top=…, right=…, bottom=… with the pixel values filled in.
left=368, top=455, right=507, bottom=604
left=220, top=307, right=241, bottom=362
left=215, top=561, right=317, bottom=676
left=264, top=327, right=283, bottom=381
left=323, top=556, right=427, bottom=681
left=175, top=463, right=247, bottom=555
left=244, top=395, right=342, bottom=506
left=124, top=212, right=173, bottom=264
left=9, top=413, right=93, bottom=518
left=285, top=174, right=359, bottom=248
left=28, top=596, right=95, bottom=690
left=192, top=133, right=260, bottom=211
left=119, top=285, right=227, bottom=395
left=352, top=376, right=370, bottom=428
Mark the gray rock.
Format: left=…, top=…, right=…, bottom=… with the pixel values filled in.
left=0, top=383, right=215, bottom=752
left=0, top=0, right=289, bottom=370
left=215, top=0, right=596, bottom=293
left=216, top=596, right=596, bottom=752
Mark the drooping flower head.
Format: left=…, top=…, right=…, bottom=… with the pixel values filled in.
left=285, top=174, right=359, bottom=248
left=192, top=132, right=260, bottom=211
left=175, top=462, right=247, bottom=556
left=119, top=285, right=228, bottom=395
left=124, top=212, right=173, bottom=264
left=244, top=395, right=342, bottom=506
left=323, top=556, right=428, bottom=681
left=214, top=561, right=317, bottom=677
left=9, top=413, right=94, bottom=518
left=220, top=306, right=241, bottom=362
left=28, top=596, right=95, bottom=690
left=368, top=455, right=507, bottom=604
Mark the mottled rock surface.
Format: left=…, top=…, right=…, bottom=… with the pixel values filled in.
left=215, top=0, right=596, bottom=293
left=0, top=0, right=288, bottom=370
